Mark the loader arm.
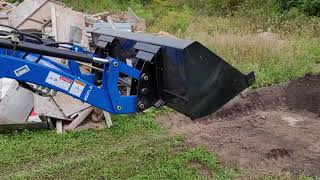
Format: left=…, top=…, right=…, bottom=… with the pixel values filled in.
left=0, top=39, right=141, bottom=115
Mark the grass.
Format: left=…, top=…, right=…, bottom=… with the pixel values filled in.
left=182, top=16, right=320, bottom=88
left=0, top=110, right=240, bottom=179
left=2, top=0, right=320, bottom=179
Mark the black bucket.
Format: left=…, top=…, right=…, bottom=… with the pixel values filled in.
left=162, top=41, right=255, bottom=119
left=89, top=29, right=255, bottom=119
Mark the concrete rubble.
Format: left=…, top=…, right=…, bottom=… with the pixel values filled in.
left=0, top=0, right=146, bottom=133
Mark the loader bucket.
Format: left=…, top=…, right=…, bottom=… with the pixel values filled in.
left=89, top=29, right=255, bottom=119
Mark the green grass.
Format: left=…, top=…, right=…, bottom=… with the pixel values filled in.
left=2, top=0, right=320, bottom=179
left=182, top=16, right=320, bottom=88
left=0, top=110, right=239, bottom=179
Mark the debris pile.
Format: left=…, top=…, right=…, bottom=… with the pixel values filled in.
left=0, top=0, right=146, bottom=133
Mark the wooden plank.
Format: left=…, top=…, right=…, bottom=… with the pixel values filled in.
left=0, top=122, right=48, bottom=132
left=92, top=11, right=110, bottom=18
left=106, top=16, right=116, bottom=30
left=0, top=86, right=34, bottom=124
left=126, top=59, right=133, bottom=96
left=19, top=19, right=44, bottom=30
left=56, top=120, right=63, bottom=134
left=53, top=92, right=91, bottom=117
left=27, top=17, right=46, bottom=24
left=9, top=0, right=48, bottom=27
left=51, top=6, right=58, bottom=41
left=9, top=0, right=65, bottom=29
left=91, top=108, right=103, bottom=122
left=28, top=1, right=62, bottom=26
left=0, top=16, right=9, bottom=25
left=33, top=94, right=72, bottom=121
left=103, top=111, right=113, bottom=128
left=64, top=107, right=93, bottom=131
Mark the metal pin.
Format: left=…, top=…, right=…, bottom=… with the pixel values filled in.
left=92, top=57, right=110, bottom=64
left=116, top=106, right=122, bottom=111
left=113, top=61, right=119, bottom=67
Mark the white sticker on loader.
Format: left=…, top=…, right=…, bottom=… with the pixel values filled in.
left=14, top=65, right=30, bottom=77
left=69, top=80, right=86, bottom=97
left=45, top=71, right=72, bottom=91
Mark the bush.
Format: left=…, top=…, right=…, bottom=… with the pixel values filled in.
left=186, top=0, right=245, bottom=16
left=185, top=0, right=320, bottom=17
left=277, top=0, right=320, bottom=17
left=148, top=5, right=191, bottom=36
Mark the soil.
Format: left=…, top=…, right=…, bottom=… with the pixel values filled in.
left=157, top=74, right=320, bottom=177
left=189, top=160, right=213, bottom=179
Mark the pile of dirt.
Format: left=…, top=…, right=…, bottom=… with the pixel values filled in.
left=157, top=74, right=320, bottom=177
left=286, top=74, right=320, bottom=114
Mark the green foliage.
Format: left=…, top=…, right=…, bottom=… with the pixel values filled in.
left=148, top=5, right=191, bottom=36
left=186, top=0, right=245, bottom=16
left=61, top=0, right=125, bottom=13
left=182, top=0, right=320, bottom=17
left=277, top=0, right=320, bottom=17
left=18, top=0, right=316, bottom=19
left=227, top=41, right=319, bottom=88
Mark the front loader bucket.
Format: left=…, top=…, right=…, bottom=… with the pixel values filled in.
left=89, top=29, right=255, bottom=119
left=162, top=42, right=255, bottom=119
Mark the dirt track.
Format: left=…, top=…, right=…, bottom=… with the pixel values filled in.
left=157, top=74, right=320, bottom=177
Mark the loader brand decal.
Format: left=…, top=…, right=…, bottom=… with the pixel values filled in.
left=69, top=80, right=86, bottom=97
left=45, top=71, right=72, bottom=91
left=84, top=86, right=93, bottom=101
left=14, top=65, right=30, bottom=77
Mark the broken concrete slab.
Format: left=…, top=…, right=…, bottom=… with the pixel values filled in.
left=51, top=5, right=88, bottom=47
left=53, top=92, right=91, bottom=117
left=69, top=26, right=83, bottom=44
left=0, top=78, right=17, bottom=100
left=0, top=85, right=34, bottom=124
left=33, top=94, right=72, bottom=121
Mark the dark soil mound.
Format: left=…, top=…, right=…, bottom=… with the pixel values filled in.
left=157, top=74, right=320, bottom=177
left=286, top=74, right=320, bottom=114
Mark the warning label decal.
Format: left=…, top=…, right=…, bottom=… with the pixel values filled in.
left=45, top=71, right=72, bottom=91
left=69, top=80, right=86, bottom=97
